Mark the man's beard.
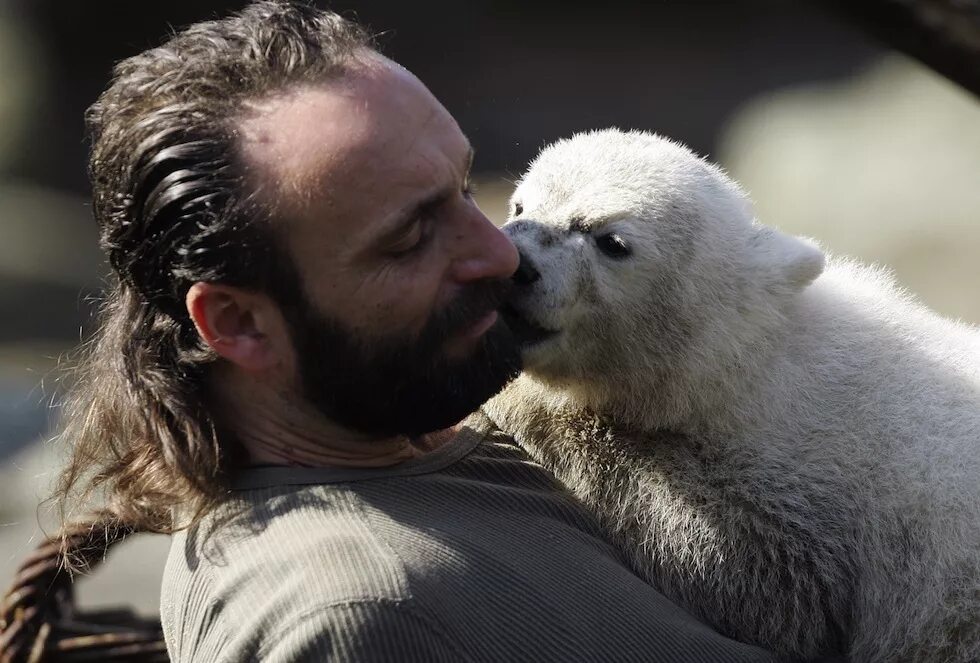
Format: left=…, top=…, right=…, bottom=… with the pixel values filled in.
left=283, top=279, right=522, bottom=437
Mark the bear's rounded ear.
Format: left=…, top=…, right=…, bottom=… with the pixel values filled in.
left=750, top=226, right=825, bottom=292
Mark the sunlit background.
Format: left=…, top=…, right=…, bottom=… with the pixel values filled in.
left=1, top=0, right=977, bottom=615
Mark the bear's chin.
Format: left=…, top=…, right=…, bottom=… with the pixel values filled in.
left=520, top=343, right=589, bottom=385
left=501, top=305, right=560, bottom=350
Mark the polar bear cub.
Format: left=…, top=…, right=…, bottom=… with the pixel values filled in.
left=485, top=129, right=980, bottom=662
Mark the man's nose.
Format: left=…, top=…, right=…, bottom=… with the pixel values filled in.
left=450, top=208, right=520, bottom=283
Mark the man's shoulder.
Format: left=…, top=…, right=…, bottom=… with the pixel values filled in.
left=169, top=484, right=413, bottom=607
left=162, top=484, right=423, bottom=659
left=162, top=416, right=545, bottom=616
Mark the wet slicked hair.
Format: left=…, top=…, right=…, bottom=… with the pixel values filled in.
left=57, top=1, right=372, bottom=535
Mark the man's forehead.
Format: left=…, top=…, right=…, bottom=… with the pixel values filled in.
left=237, top=57, right=457, bottom=208
left=238, top=72, right=378, bottom=203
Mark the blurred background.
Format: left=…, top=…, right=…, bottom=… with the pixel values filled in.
left=1, top=0, right=977, bottom=616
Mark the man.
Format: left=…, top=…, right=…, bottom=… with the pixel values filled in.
left=57, top=2, right=793, bottom=661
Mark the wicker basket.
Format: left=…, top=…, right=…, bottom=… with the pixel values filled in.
left=0, top=515, right=168, bottom=663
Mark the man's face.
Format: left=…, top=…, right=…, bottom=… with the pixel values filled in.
left=240, top=55, right=521, bottom=436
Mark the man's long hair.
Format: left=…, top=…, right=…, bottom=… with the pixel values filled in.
left=57, top=1, right=370, bottom=534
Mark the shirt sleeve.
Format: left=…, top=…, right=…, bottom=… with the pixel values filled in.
left=259, top=599, right=476, bottom=663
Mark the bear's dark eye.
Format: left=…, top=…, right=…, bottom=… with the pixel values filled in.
left=513, top=202, right=523, bottom=217
left=594, top=233, right=631, bottom=259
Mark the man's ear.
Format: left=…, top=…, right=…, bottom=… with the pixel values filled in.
left=185, top=282, right=286, bottom=372
left=749, top=225, right=825, bottom=293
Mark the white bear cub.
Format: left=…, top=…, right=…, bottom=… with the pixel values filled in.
left=485, top=129, right=980, bottom=662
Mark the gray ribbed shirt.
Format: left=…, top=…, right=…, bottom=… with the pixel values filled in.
left=161, top=413, right=783, bottom=662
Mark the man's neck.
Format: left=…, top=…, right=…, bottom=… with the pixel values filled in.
left=214, top=369, right=456, bottom=469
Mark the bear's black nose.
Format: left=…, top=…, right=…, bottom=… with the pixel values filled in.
left=513, top=250, right=540, bottom=286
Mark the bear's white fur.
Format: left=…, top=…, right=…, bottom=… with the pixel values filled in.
left=484, top=129, right=980, bottom=662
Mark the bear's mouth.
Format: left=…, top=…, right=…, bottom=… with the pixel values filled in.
left=501, top=304, right=558, bottom=348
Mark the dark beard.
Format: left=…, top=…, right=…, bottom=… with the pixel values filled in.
left=283, top=278, right=522, bottom=437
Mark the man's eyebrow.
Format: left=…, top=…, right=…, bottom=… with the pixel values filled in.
left=377, top=144, right=475, bottom=242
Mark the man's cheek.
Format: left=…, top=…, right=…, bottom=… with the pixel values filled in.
left=392, top=266, right=453, bottom=333
left=368, top=289, right=438, bottom=338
